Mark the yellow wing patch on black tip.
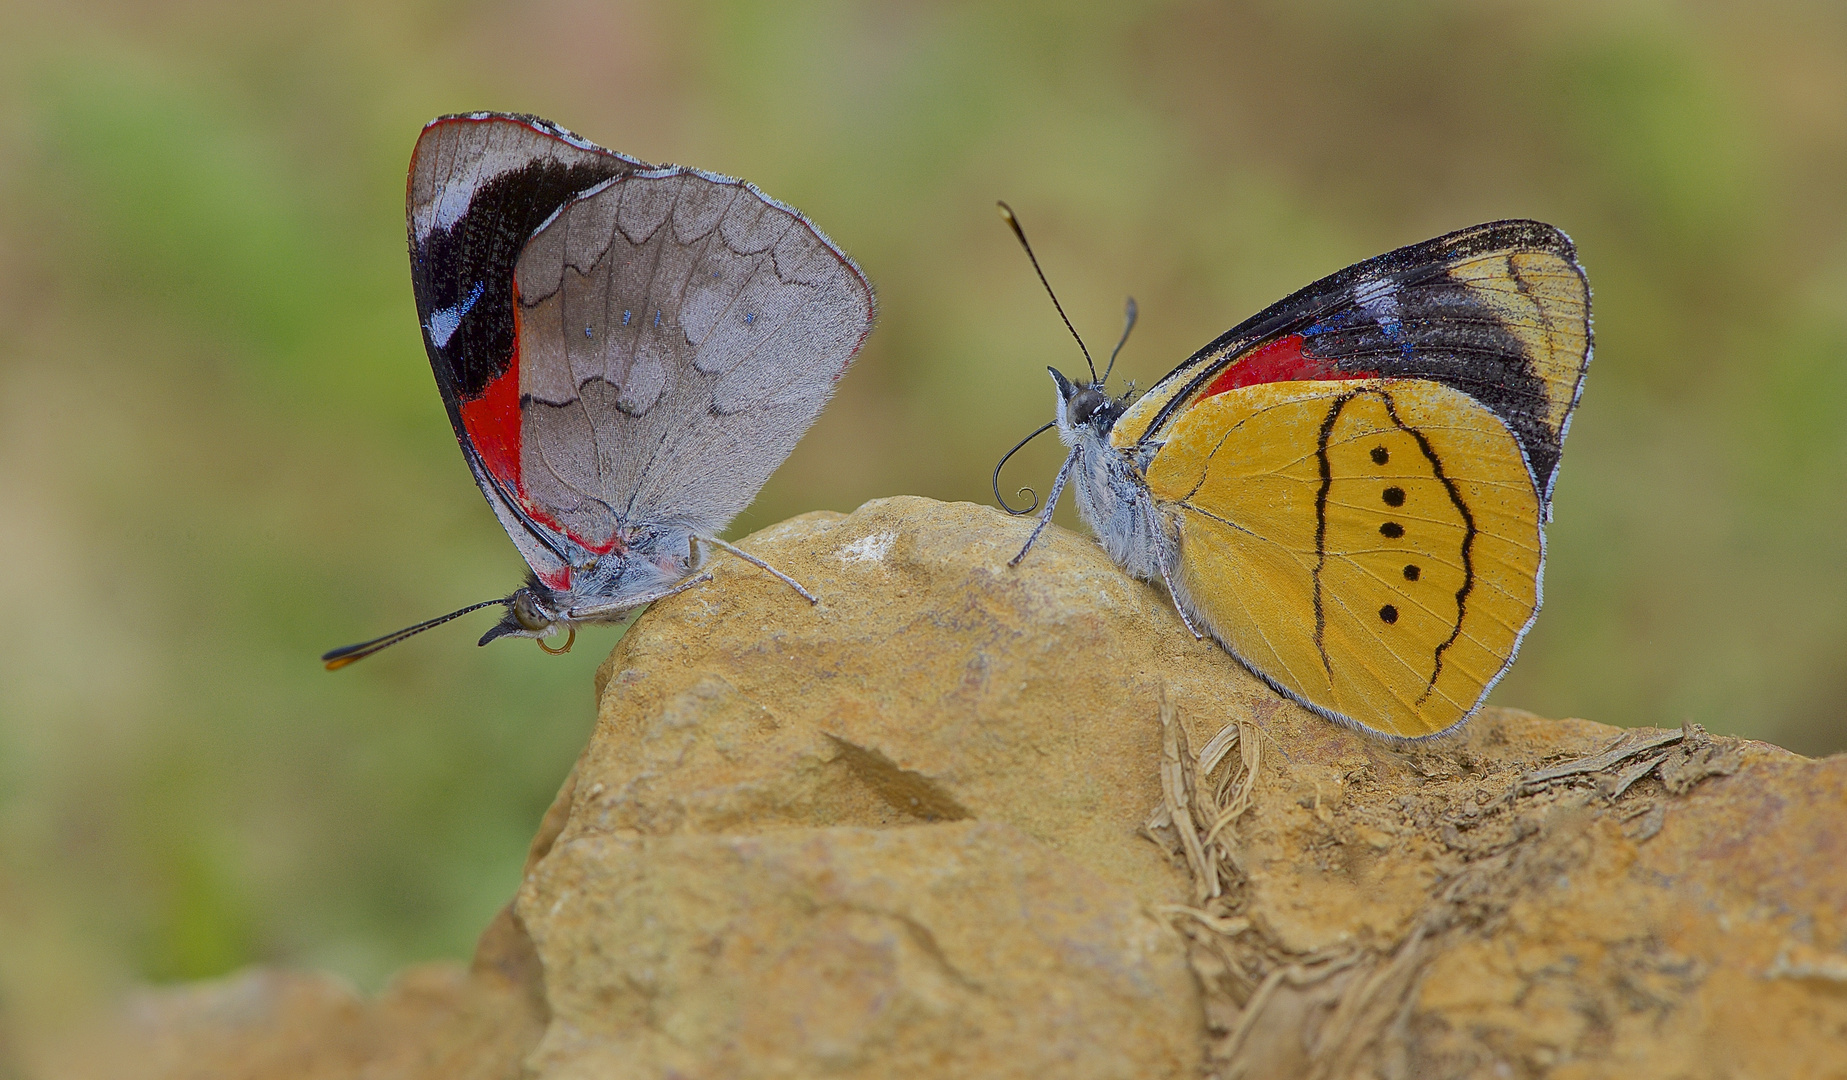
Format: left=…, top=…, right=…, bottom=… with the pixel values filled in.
left=1145, top=379, right=1542, bottom=738
left=1444, top=250, right=1590, bottom=440
left=1107, top=225, right=1590, bottom=490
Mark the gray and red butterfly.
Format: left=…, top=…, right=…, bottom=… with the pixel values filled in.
left=325, top=113, right=873, bottom=667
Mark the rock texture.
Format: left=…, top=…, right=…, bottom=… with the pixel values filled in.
left=34, top=961, right=541, bottom=1080
left=37, top=497, right=1847, bottom=1079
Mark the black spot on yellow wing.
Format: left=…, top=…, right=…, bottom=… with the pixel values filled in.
left=1140, top=374, right=1547, bottom=737
left=1311, top=388, right=1477, bottom=699
left=1378, top=390, right=1476, bottom=704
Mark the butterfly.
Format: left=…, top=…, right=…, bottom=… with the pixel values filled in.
left=324, top=113, right=874, bottom=668
left=1002, top=215, right=1591, bottom=739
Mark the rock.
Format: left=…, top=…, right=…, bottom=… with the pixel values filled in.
left=519, top=496, right=1847, bottom=1078
left=35, top=497, right=1847, bottom=1079
left=32, top=962, right=540, bottom=1080
left=1146, top=703, right=1847, bottom=1079
left=520, top=496, right=1215, bottom=1079
left=522, top=823, right=1194, bottom=1078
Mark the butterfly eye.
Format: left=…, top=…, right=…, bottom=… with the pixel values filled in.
left=512, top=590, right=552, bottom=632
left=1070, top=387, right=1109, bottom=425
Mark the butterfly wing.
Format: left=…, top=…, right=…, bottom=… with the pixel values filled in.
left=407, top=114, right=873, bottom=592
left=409, top=113, right=646, bottom=589
left=511, top=168, right=873, bottom=551
left=1113, top=220, right=1590, bottom=509
left=1146, top=380, right=1543, bottom=738
left=1119, top=221, right=1589, bottom=737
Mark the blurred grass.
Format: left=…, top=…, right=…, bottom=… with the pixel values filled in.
left=0, top=0, right=1843, bottom=1044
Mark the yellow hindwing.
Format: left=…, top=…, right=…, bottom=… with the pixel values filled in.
left=1143, top=379, right=1542, bottom=737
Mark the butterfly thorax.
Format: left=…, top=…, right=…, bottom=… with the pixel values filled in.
left=480, top=523, right=707, bottom=642
left=565, top=523, right=706, bottom=609
left=1050, top=368, right=1171, bottom=584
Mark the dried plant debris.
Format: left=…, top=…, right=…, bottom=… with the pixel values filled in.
left=1144, top=706, right=1763, bottom=1080
left=1764, top=943, right=1847, bottom=984
left=1522, top=723, right=1742, bottom=799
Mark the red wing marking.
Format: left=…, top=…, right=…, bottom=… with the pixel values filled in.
left=1197, top=334, right=1378, bottom=401
left=454, top=294, right=575, bottom=591
left=458, top=357, right=523, bottom=499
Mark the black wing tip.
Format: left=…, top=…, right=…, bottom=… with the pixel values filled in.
left=1427, top=219, right=1580, bottom=264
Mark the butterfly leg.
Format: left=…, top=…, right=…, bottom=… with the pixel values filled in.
left=1008, top=450, right=1077, bottom=566
left=699, top=535, right=819, bottom=604
left=649, top=570, right=716, bottom=603
left=1147, top=515, right=1204, bottom=640
left=1156, top=557, right=1205, bottom=640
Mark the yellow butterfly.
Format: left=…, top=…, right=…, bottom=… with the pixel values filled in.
left=1004, top=217, right=1591, bottom=739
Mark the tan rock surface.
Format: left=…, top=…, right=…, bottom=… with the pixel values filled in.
left=35, top=496, right=1847, bottom=1079
left=1147, top=702, right=1847, bottom=1079
left=33, top=960, right=540, bottom=1080
left=519, top=495, right=1218, bottom=1079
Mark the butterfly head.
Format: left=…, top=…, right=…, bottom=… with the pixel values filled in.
left=1051, top=367, right=1127, bottom=436
left=319, top=580, right=561, bottom=669
left=477, top=577, right=568, bottom=646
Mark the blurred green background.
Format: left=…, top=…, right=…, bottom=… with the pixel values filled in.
left=1, top=0, right=1843, bottom=1049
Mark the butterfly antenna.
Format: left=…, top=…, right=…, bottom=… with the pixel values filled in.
left=322, top=598, right=507, bottom=670
left=997, top=202, right=1096, bottom=383
left=1100, top=296, right=1137, bottom=385
left=992, top=419, right=1057, bottom=514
